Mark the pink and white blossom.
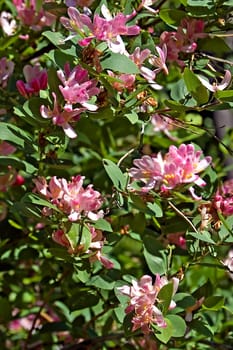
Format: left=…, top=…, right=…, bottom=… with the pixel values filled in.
left=13, top=0, right=55, bottom=30
left=198, top=70, right=232, bottom=93
left=0, top=11, right=17, bottom=36
left=129, top=143, right=212, bottom=194
left=213, top=179, right=233, bottom=216
left=149, top=45, right=168, bottom=75
left=60, top=5, right=140, bottom=53
left=34, top=175, right=103, bottom=222
left=160, top=18, right=206, bottom=67
left=16, top=64, right=47, bottom=98
left=0, top=57, right=14, bottom=88
left=41, top=93, right=85, bottom=138
left=118, top=274, right=179, bottom=334
left=57, top=63, right=99, bottom=110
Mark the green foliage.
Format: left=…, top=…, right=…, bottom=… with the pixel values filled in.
left=0, top=0, right=233, bottom=348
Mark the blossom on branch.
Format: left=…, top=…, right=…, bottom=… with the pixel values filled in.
left=34, top=175, right=104, bottom=222
left=16, top=64, right=47, bottom=98
left=13, top=0, right=55, bottom=30
left=40, top=92, right=85, bottom=138
left=60, top=5, right=140, bottom=53
left=57, top=63, right=100, bottom=110
left=118, top=274, right=179, bottom=334
left=198, top=70, right=232, bottom=93
left=129, top=143, right=212, bottom=195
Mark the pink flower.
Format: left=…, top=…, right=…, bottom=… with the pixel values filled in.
left=107, top=71, right=135, bottom=92
left=213, top=179, right=233, bottom=216
left=160, top=18, right=206, bottom=67
left=162, top=144, right=212, bottom=190
left=41, top=93, right=85, bottom=138
left=16, top=64, right=47, bottom=98
left=129, top=47, right=154, bottom=80
left=13, top=0, right=55, bottom=30
left=65, top=0, right=95, bottom=6
left=198, top=70, right=232, bottom=93
left=52, top=229, right=72, bottom=250
left=149, top=45, right=168, bottom=75
left=129, top=144, right=212, bottom=195
left=166, top=232, right=186, bottom=250
left=0, top=57, right=14, bottom=88
left=34, top=175, right=103, bottom=222
left=118, top=274, right=179, bottom=334
left=60, top=5, right=140, bottom=53
left=129, top=153, right=165, bottom=191
left=57, top=63, right=99, bottom=110
left=151, top=113, right=178, bottom=141
left=0, top=141, right=16, bottom=156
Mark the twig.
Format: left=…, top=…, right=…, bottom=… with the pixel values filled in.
left=168, top=200, right=198, bottom=233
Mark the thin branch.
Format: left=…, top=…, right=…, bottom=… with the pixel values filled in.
left=168, top=200, right=198, bottom=233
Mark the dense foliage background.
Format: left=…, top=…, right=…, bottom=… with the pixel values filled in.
left=0, top=0, right=233, bottom=349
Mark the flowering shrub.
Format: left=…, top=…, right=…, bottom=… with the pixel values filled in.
left=1, top=0, right=233, bottom=349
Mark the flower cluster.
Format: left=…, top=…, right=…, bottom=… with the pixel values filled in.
left=212, top=179, right=233, bottom=216
left=40, top=63, right=100, bottom=138
left=129, top=143, right=212, bottom=196
left=160, top=18, right=206, bottom=67
left=34, top=175, right=104, bottom=221
left=118, top=274, right=179, bottom=334
left=16, top=64, right=48, bottom=98
left=13, top=0, right=55, bottom=30
left=60, top=4, right=140, bottom=53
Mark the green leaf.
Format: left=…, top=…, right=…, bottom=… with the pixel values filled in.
left=188, top=231, right=216, bottom=244
left=202, top=296, right=225, bottom=311
left=94, top=218, right=113, bottom=232
left=0, top=297, right=11, bottom=323
left=103, top=159, right=128, bottom=190
left=0, top=156, right=37, bottom=174
left=101, top=53, right=140, bottom=74
left=125, top=111, right=138, bottom=124
left=159, top=9, right=186, bottom=26
left=87, top=275, right=115, bottom=290
left=215, top=90, right=233, bottom=102
left=69, top=289, right=99, bottom=310
left=166, top=314, right=186, bottom=337
left=147, top=201, right=163, bottom=217
left=22, top=193, right=60, bottom=212
left=157, top=283, right=174, bottom=314
left=0, top=122, right=33, bottom=149
left=183, top=68, right=209, bottom=104
left=191, top=319, right=213, bottom=337
left=143, top=249, right=167, bottom=275
left=153, top=318, right=173, bottom=343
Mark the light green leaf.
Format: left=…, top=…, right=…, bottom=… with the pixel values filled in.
left=147, top=201, right=163, bottom=217
left=103, top=158, right=128, bottom=190
left=94, top=218, right=113, bottom=232
left=184, top=68, right=209, bottom=104
left=159, top=9, right=186, bottom=26
left=188, top=231, right=216, bottom=244
left=157, top=283, right=174, bottom=314
left=101, top=53, right=140, bottom=74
